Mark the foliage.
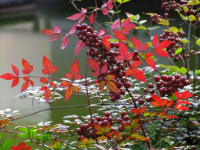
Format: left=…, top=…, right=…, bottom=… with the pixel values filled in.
left=1, top=0, right=200, bottom=149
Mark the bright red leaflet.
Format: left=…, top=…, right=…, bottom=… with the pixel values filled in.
left=75, top=41, right=86, bottom=56
left=61, top=23, right=77, bottom=50
left=145, top=52, right=156, bottom=70
left=112, top=19, right=120, bottom=30
left=60, top=81, right=79, bottom=101
left=175, top=91, right=193, bottom=101
left=131, top=36, right=148, bottom=51
left=11, top=142, right=31, bottom=150
left=113, top=30, right=127, bottom=41
left=22, top=59, right=33, bottom=74
left=130, top=106, right=146, bottom=115
left=67, top=8, right=87, bottom=23
left=152, top=34, right=172, bottom=57
left=40, top=86, right=50, bottom=102
left=0, top=65, right=20, bottom=88
left=89, top=13, right=94, bottom=24
left=126, top=61, right=146, bottom=83
left=21, top=77, right=34, bottom=92
left=116, top=41, right=134, bottom=61
left=102, top=0, right=113, bottom=9
left=121, top=18, right=135, bottom=35
left=150, top=94, right=168, bottom=107
left=99, top=74, right=119, bottom=95
left=102, top=38, right=111, bottom=51
left=65, top=59, right=83, bottom=80
left=42, top=55, right=57, bottom=75
left=88, top=59, right=107, bottom=77
left=40, top=25, right=61, bottom=42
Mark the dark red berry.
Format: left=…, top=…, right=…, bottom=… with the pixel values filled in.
left=124, top=82, right=131, bottom=88
left=121, top=111, right=127, bottom=116
left=104, top=111, right=111, bottom=117
left=76, top=128, right=82, bottom=135
left=139, top=99, right=144, bottom=105
left=118, top=125, right=124, bottom=131
left=116, top=118, right=123, bottom=124
left=154, top=76, right=160, bottom=82
left=77, top=135, right=85, bottom=141
left=123, top=115, right=130, bottom=121
left=96, top=116, right=101, bottom=122
left=175, top=74, right=180, bottom=79
left=161, top=75, right=168, bottom=81
left=148, top=83, right=154, bottom=88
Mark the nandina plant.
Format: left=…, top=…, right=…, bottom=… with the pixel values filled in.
left=0, top=0, right=200, bottom=149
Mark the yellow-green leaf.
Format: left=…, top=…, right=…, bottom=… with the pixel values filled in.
left=180, top=38, right=189, bottom=44
left=189, top=15, right=196, bottom=21
left=135, top=26, right=146, bottom=30
left=196, top=39, right=200, bottom=46
left=183, top=6, right=189, bottom=12
left=158, top=19, right=169, bottom=26
left=187, top=0, right=200, bottom=5
left=170, top=27, right=179, bottom=34
left=175, top=47, right=182, bottom=55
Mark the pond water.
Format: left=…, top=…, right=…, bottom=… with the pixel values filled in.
left=0, top=1, right=195, bottom=147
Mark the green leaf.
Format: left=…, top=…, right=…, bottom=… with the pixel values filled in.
left=170, top=27, right=179, bottom=34
left=159, top=64, right=180, bottom=72
left=133, top=14, right=140, bottom=21
left=15, top=133, right=27, bottom=138
left=0, top=133, right=2, bottom=140
left=195, top=70, right=200, bottom=75
left=180, top=119, right=187, bottom=127
left=189, top=15, right=196, bottom=21
left=175, top=47, right=182, bottom=55
left=196, top=39, right=200, bottom=46
left=117, top=0, right=122, bottom=3
left=17, top=127, right=29, bottom=135
left=158, top=19, right=169, bottom=26
left=29, top=128, right=37, bottom=139
left=146, top=26, right=160, bottom=31
left=109, top=10, right=114, bottom=14
left=198, top=17, right=200, bottom=22
left=170, top=93, right=176, bottom=101
left=2, top=140, right=13, bottom=150
left=180, top=67, right=187, bottom=75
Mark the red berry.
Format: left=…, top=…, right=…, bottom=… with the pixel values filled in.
left=76, top=128, right=82, bottom=135
left=124, top=82, right=131, bottom=88
left=175, top=74, right=180, bottom=79
left=77, top=135, right=85, bottom=141
left=139, top=99, right=144, bottom=105
left=123, top=115, right=130, bottom=121
left=96, top=116, right=101, bottom=122
left=102, top=120, right=109, bottom=126
left=161, top=75, right=168, bottom=81
left=116, top=118, right=123, bottom=124
left=104, top=111, right=111, bottom=117
left=154, top=76, right=160, bottom=82
left=121, top=111, right=127, bottom=116
left=118, top=125, right=124, bottom=131
left=148, top=83, right=153, bottom=88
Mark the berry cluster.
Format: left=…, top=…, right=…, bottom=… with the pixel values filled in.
left=148, top=74, right=190, bottom=97
left=76, top=111, right=115, bottom=141
left=150, top=14, right=161, bottom=25
left=116, top=111, right=130, bottom=131
left=159, top=31, right=189, bottom=61
left=76, top=23, right=140, bottom=102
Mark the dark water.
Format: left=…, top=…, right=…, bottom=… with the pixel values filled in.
left=1, top=1, right=197, bottom=147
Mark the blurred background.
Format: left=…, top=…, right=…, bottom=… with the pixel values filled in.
left=0, top=0, right=187, bottom=148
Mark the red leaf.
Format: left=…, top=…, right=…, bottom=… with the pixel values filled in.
left=113, top=30, right=127, bottom=41
left=61, top=37, right=69, bottom=50
left=49, top=34, right=59, bottom=41
left=130, top=68, right=146, bottom=83
left=89, top=13, right=94, bottom=24
left=175, top=91, right=193, bottom=100
left=98, top=29, right=105, bottom=36
left=101, top=64, right=108, bottom=74
left=22, top=59, right=33, bottom=74
left=116, top=41, right=134, bottom=61
left=40, top=77, right=48, bottom=84
left=105, top=74, right=115, bottom=81
left=112, top=18, right=120, bottom=30
left=21, top=81, right=29, bottom=92
left=99, top=81, right=106, bottom=90
left=53, top=25, right=61, bottom=33
left=42, top=56, right=51, bottom=74
left=175, top=105, right=189, bottom=111
left=69, top=23, right=77, bottom=35
left=71, top=59, right=79, bottom=78
left=121, top=18, right=135, bottom=35
left=67, top=8, right=87, bottom=23
left=102, top=8, right=109, bottom=15
left=75, top=41, right=85, bottom=56
left=107, top=81, right=119, bottom=95
left=30, top=80, right=34, bottom=86
left=11, top=142, right=31, bottom=150
left=102, top=38, right=111, bottom=51
left=131, top=36, right=148, bottom=51
left=40, top=29, right=54, bottom=36
left=65, top=73, right=73, bottom=80
left=0, top=73, right=15, bottom=80
left=11, top=77, right=19, bottom=88
left=152, top=35, right=172, bottom=57
left=88, top=59, right=100, bottom=74
left=167, top=100, right=174, bottom=108
left=40, top=85, right=47, bottom=91
left=130, top=61, right=142, bottom=68
left=145, top=52, right=156, bottom=70
left=67, top=13, right=82, bottom=21
left=12, top=65, right=19, bottom=76
left=65, top=86, right=73, bottom=102
left=61, top=81, right=71, bottom=87
left=74, top=74, right=83, bottom=79
left=150, top=94, right=168, bottom=107
left=45, top=87, right=50, bottom=102
left=49, top=82, right=57, bottom=88
left=49, top=66, right=57, bottom=74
